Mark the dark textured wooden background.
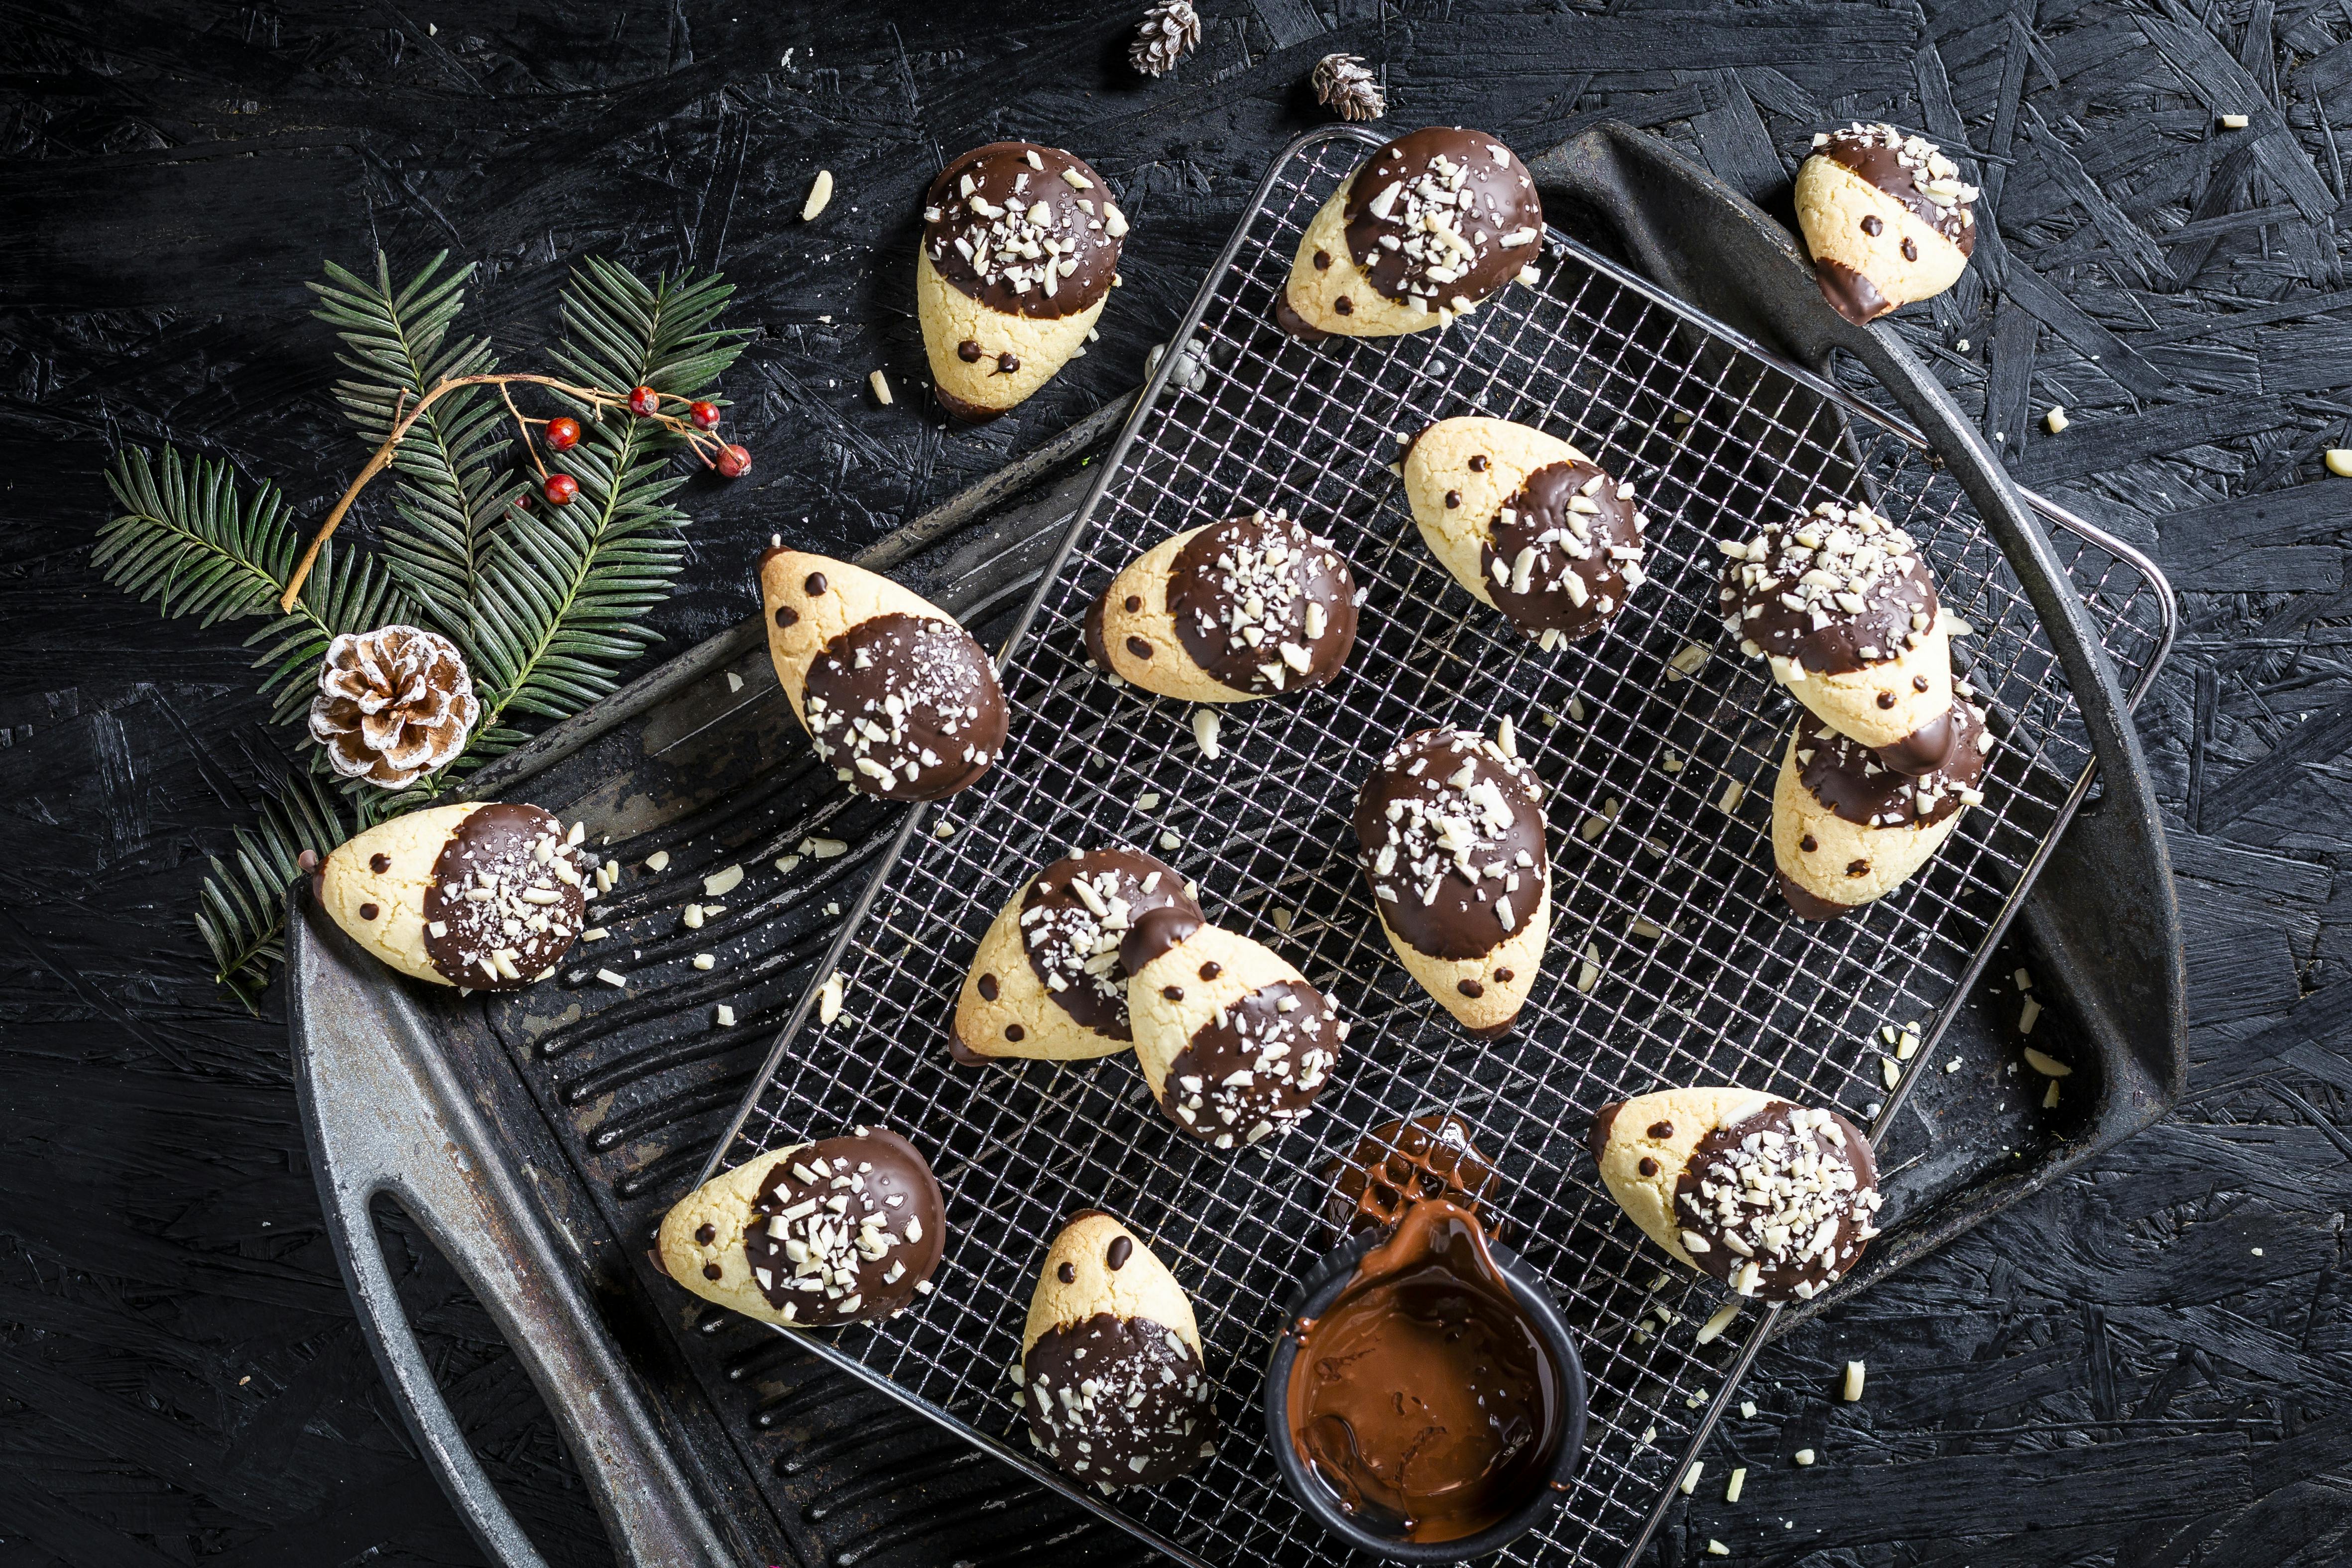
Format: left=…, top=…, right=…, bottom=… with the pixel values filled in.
left=4, top=1, right=2352, bottom=1564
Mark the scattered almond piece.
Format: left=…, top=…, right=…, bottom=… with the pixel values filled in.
left=868, top=369, right=893, bottom=405
left=1680, top=1459, right=1705, bottom=1495
left=2328, top=449, right=2352, bottom=478
left=2044, top=405, right=2069, bottom=434
left=817, top=970, right=847, bottom=1025
left=1843, top=1359, right=1866, bottom=1402
left=704, top=863, right=745, bottom=897
left=1794, top=1447, right=1817, bottom=1466
left=1695, top=1299, right=1742, bottom=1344
left=692, top=953, right=715, bottom=970
left=1192, top=707, right=1222, bottom=760
left=2023, top=1046, right=2071, bottom=1077
left=2220, top=113, right=2250, bottom=128
left=2020, top=997, right=2043, bottom=1034
left=715, top=1004, right=736, bottom=1027
left=802, top=169, right=834, bottom=220
left=645, top=849, right=671, bottom=872
left=1725, top=1467, right=1747, bottom=1503
left=2043, top=1079, right=2061, bottom=1108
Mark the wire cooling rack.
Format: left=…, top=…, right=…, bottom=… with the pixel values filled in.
left=705, top=125, right=2173, bottom=1568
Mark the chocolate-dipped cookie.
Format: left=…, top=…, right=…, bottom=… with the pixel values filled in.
left=1793, top=123, right=1979, bottom=325
left=918, top=141, right=1126, bottom=420
left=655, top=1128, right=945, bottom=1328
left=1278, top=127, right=1542, bottom=341
left=1118, top=907, right=1347, bottom=1150
left=951, top=847, right=1202, bottom=1062
left=1403, top=416, right=1648, bottom=648
left=1084, top=510, right=1360, bottom=702
left=1321, top=1114, right=1498, bottom=1241
left=1772, top=695, right=1990, bottom=920
left=760, top=545, right=1008, bottom=801
left=314, top=801, right=587, bottom=988
left=1018, top=1212, right=1216, bottom=1488
left=1355, top=726, right=1550, bottom=1037
left=1720, top=498, right=1955, bottom=774
left=1590, top=1087, right=1881, bottom=1302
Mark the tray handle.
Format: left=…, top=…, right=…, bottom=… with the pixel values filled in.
left=1528, top=124, right=2185, bottom=1185
left=287, top=883, right=738, bottom=1568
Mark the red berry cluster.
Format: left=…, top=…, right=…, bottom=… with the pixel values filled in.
left=537, top=385, right=750, bottom=506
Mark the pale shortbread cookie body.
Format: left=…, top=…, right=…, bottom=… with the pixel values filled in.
left=1021, top=1212, right=1200, bottom=1357
left=761, top=550, right=950, bottom=731
left=1284, top=175, right=1445, bottom=338
left=1375, top=877, right=1551, bottom=1035
left=656, top=1145, right=808, bottom=1324
left=1792, top=156, right=1968, bottom=312
left=1127, top=923, right=1343, bottom=1148
left=1403, top=417, right=1587, bottom=606
left=1592, top=1086, right=1774, bottom=1268
left=1089, top=512, right=1357, bottom=702
left=1771, top=725, right=1968, bottom=910
left=918, top=248, right=1107, bottom=415
left=951, top=893, right=1127, bottom=1062
left=1771, top=616, right=1954, bottom=751
left=318, top=803, right=484, bottom=985
left=1092, top=526, right=1234, bottom=702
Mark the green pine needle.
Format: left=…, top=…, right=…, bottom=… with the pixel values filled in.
left=196, top=767, right=351, bottom=1012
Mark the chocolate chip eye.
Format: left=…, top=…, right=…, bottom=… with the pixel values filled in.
left=1198, top=961, right=1221, bottom=980
left=1800, top=835, right=1819, bottom=852
left=1105, top=1236, right=1132, bottom=1271
left=1005, top=1024, right=1026, bottom=1042
left=359, top=903, right=380, bottom=921
left=1162, top=984, right=1184, bottom=1001
left=1913, top=675, right=1930, bottom=692
left=805, top=573, right=827, bottom=596
left=1057, top=1261, right=1075, bottom=1283
left=997, top=351, right=1021, bottom=373
left=1457, top=978, right=1484, bottom=998
left=1334, top=296, right=1353, bottom=315
left=1468, top=454, right=1489, bottom=471
left=1861, top=214, right=1883, bottom=237
left=957, top=339, right=983, bottom=362
left=1313, top=249, right=1332, bottom=270
left=1847, top=858, right=1871, bottom=876
left=1123, top=595, right=1142, bottom=612
left=1901, top=237, right=1919, bottom=261
left=1877, top=691, right=1898, bottom=709
left=1444, top=490, right=1462, bottom=508
left=1125, top=636, right=1153, bottom=659
left=702, top=1262, right=724, bottom=1280
left=1638, top=1157, right=1660, bottom=1177
left=775, top=605, right=798, bottom=628
left=1647, top=1120, right=1674, bottom=1139
left=695, top=1223, right=716, bottom=1245
left=977, top=973, right=999, bottom=1001
left=1494, top=966, right=1514, bottom=982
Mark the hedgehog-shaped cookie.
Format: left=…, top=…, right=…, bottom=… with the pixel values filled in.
left=917, top=141, right=1126, bottom=420
left=759, top=545, right=1008, bottom=802
left=1277, top=127, right=1542, bottom=341
left=1720, top=498, right=1955, bottom=775
left=655, top=1127, right=945, bottom=1328
left=1085, top=510, right=1360, bottom=702
left=1793, top=122, right=1979, bottom=325
left=1402, top=417, right=1648, bottom=649
left=1016, top=1212, right=1216, bottom=1488
left=1773, top=695, right=1990, bottom=920
left=951, top=847, right=1201, bottom=1063
left=1354, top=726, right=1550, bottom=1036
left=1591, top=1086, right=1882, bottom=1302
left=311, top=802, right=587, bottom=989
left=1117, top=906, right=1347, bottom=1150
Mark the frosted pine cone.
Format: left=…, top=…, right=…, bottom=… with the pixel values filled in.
left=1130, top=0, right=1200, bottom=77
left=1312, top=53, right=1384, bottom=121
left=309, top=624, right=479, bottom=787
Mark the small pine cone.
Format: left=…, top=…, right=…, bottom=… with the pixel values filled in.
left=308, top=624, right=480, bottom=788
left=1312, top=53, right=1385, bottom=122
left=1130, top=0, right=1200, bottom=77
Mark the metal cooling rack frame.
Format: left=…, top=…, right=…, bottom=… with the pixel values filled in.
left=694, top=123, right=2178, bottom=1568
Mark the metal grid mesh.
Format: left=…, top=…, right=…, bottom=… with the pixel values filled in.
left=711, top=127, right=2172, bottom=1568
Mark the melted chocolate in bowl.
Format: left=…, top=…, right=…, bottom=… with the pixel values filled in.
left=1284, top=1200, right=1562, bottom=1544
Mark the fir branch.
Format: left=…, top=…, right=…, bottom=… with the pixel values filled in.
left=196, top=767, right=350, bottom=1012
left=91, top=447, right=299, bottom=625
left=468, top=260, right=745, bottom=729
left=309, top=253, right=510, bottom=637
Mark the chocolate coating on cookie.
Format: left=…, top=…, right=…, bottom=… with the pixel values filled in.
left=740, top=1129, right=944, bottom=1325
left=1119, top=903, right=1204, bottom=977
left=1020, top=849, right=1201, bottom=1041
left=1342, top=127, right=1542, bottom=310
left=923, top=142, right=1124, bottom=321
left=1816, top=124, right=1977, bottom=256
left=1797, top=697, right=1988, bottom=830
left=1022, top=1313, right=1216, bottom=1486
left=802, top=611, right=1008, bottom=801
left=1721, top=499, right=1938, bottom=677
left=1160, top=979, right=1339, bottom=1144
left=1323, top=1115, right=1499, bottom=1239
left=1164, top=512, right=1360, bottom=695
left=419, top=803, right=587, bottom=987
left=1672, top=1101, right=1881, bottom=1301
left=1354, top=728, right=1546, bottom=963
left=1484, top=459, right=1645, bottom=640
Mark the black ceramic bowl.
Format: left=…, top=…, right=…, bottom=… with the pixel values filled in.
left=1261, top=1227, right=1589, bottom=1562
